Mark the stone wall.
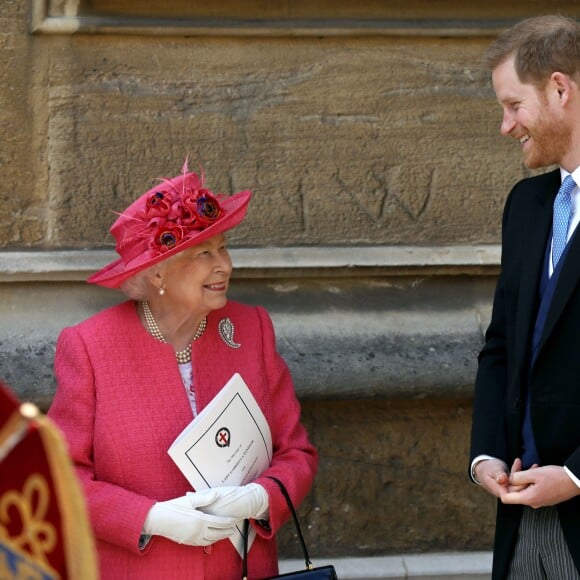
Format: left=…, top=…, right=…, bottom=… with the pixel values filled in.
left=0, top=252, right=499, bottom=557
left=2, top=1, right=545, bottom=251
left=3, top=0, right=579, bottom=561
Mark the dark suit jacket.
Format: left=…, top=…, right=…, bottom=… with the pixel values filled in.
left=470, top=168, right=580, bottom=579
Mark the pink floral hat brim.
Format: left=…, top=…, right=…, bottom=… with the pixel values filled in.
left=87, top=187, right=251, bottom=289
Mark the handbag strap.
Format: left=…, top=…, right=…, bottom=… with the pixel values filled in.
left=267, top=476, right=313, bottom=569
left=242, top=476, right=313, bottom=579
left=242, top=519, right=250, bottom=580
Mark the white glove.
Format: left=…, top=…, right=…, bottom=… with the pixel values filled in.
left=189, top=483, right=269, bottom=521
left=143, top=491, right=238, bottom=546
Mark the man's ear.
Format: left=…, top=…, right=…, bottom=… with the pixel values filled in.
left=551, top=71, right=573, bottom=106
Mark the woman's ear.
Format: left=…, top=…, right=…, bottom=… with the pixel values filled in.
left=145, top=264, right=165, bottom=294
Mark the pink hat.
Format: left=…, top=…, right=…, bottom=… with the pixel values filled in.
left=88, top=160, right=252, bottom=288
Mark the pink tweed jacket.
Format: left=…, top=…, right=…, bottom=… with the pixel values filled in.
left=48, top=300, right=318, bottom=580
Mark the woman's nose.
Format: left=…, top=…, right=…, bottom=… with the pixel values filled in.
left=214, top=252, right=232, bottom=274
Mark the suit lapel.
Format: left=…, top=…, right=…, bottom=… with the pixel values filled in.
left=525, top=168, right=580, bottom=359
left=539, top=222, right=580, bottom=352
left=514, top=179, right=555, bottom=372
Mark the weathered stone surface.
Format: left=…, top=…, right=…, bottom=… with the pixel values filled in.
left=39, top=35, right=522, bottom=248
left=0, top=274, right=496, bottom=558
left=1, top=0, right=551, bottom=250
left=0, top=2, right=46, bottom=246
left=0, top=273, right=494, bottom=407
left=7, top=0, right=568, bottom=563
left=0, top=245, right=497, bottom=557
left=281, top=398, right=495, bottom=557
left=4, top=1, right=568, bottom=251
left=63, top=0, right=580, bottom=22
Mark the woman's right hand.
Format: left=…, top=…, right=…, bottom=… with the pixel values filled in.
left=189, top=483, right=269, bottom=521
left=143, top=491, right=238, bottom=546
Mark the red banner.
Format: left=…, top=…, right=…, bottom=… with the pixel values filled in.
left=0, top=380, right=97, bottom=579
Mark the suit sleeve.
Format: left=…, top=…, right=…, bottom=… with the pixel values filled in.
left=251, top=306, right=318, bottom=539
left=469, top=189, right=516, bottom=469
left=48, top=326, right=156, bottom=554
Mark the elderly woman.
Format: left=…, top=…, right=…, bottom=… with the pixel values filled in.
left=47, top=161, right=318, bottom=579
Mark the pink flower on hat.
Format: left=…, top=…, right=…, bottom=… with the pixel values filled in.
left=181, top=188, right=223, bottom=229
left=152, top=222, right=186, bottom=252
left=194, top=190, right=224, bottom=225
left=139, top=177, right=224, bottom=252
left=145, top=191, right=174, bottom=219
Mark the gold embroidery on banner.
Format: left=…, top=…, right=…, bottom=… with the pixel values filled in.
left=0, top=474, right=57, bottom=568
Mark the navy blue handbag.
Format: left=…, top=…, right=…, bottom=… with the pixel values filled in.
left=242, top=476, right=337, bottom=580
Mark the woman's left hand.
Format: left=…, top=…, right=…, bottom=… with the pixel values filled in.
left=189, top=483, right=269, bottom=520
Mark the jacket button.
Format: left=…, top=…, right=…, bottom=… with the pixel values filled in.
left=203, top=546, right=212, bottom=555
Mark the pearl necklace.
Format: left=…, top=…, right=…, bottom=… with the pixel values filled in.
left=142, top=300, right=207, bottom=364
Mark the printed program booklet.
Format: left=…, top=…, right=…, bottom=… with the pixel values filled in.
left=168, top=372, right=272, bottom=556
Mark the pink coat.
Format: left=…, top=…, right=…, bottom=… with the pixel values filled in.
left=48, top=300, right=318, bottom=579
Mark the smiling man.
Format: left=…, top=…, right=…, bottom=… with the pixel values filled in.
left=468, top=14, right=580, bottom=580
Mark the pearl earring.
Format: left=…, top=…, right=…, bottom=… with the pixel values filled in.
left=159, top=287, right=165, bottom=296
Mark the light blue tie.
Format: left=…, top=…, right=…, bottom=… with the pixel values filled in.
left=552, top=175, right=576, bottom=269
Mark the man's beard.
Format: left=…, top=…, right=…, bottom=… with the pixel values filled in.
left=523, top=107, right=571, bottom=169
